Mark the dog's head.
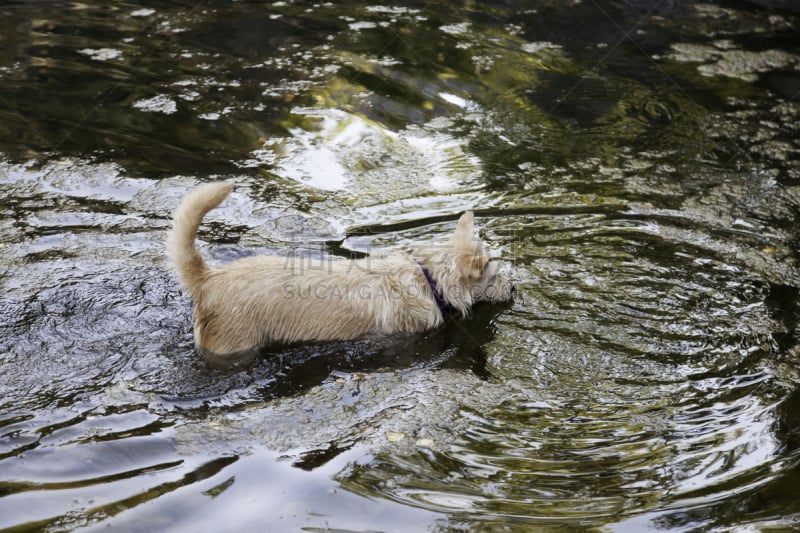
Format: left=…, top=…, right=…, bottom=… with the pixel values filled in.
left=419, top=211, right=514, bottom=315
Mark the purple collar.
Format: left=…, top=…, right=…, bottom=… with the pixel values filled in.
left=418, top=262, right=450, bottom=314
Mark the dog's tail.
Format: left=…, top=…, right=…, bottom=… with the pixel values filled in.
left=166, top=182, right=234, bottom=294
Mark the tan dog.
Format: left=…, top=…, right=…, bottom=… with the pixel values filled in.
left=167, top=182, right=513, bottom=367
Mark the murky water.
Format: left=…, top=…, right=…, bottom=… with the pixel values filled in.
left=1, top=1, right=799, bottom=531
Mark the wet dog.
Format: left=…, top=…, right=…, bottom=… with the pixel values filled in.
left=167, top=182, right=513, bottom=367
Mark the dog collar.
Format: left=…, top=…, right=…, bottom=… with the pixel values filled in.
left=417, top=262, right=450, bottom=314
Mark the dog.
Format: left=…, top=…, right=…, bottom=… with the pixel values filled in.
left=166, top=182, right=513, bottom=367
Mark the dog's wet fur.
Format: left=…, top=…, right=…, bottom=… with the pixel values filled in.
left=167, top=182, right=513, bottom=368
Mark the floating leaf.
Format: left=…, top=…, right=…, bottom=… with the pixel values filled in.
left=385, top=431, right=405, bottom=442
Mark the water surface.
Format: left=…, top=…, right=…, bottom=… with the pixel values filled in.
left=1, top=1, right=799, bottom=531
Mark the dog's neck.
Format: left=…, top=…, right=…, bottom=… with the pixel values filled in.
left=417, top=262, right=450, bottom=314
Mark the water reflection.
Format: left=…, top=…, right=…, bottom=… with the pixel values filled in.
left=1, top=0, right=799, bottom=531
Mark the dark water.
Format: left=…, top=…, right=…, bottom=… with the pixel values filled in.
left=1, top=1, right=799, bottom=531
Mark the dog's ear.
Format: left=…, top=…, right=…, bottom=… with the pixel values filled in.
left=452, top=211, right=475, bottom=249
left=459, top=254, right=489, bottom=280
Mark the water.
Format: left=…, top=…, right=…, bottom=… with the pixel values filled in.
left=1, top=1, right=799, bottom=531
